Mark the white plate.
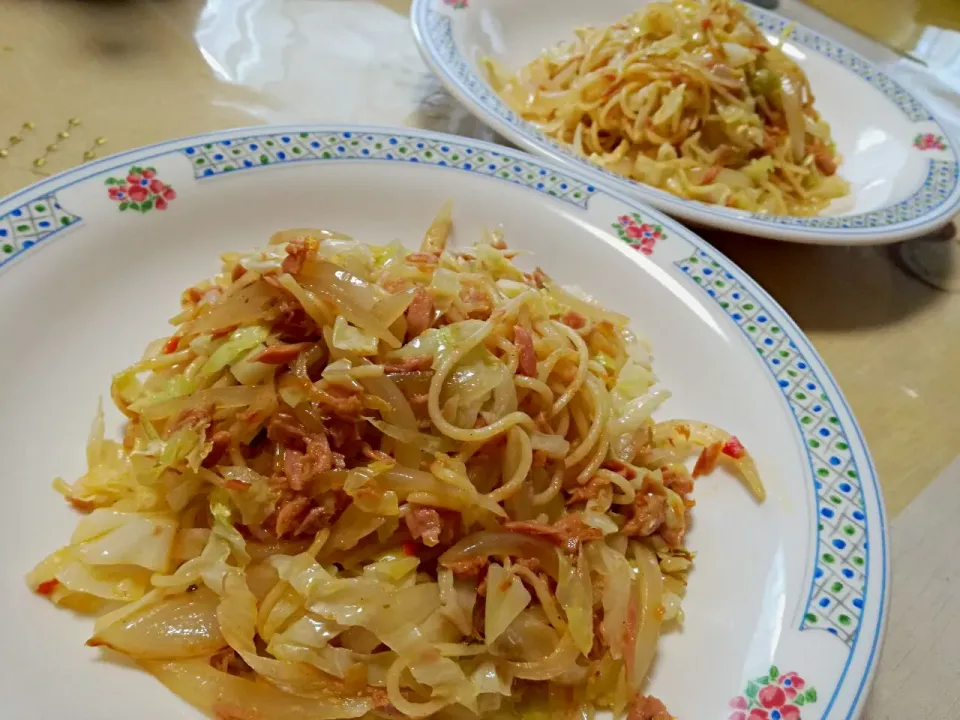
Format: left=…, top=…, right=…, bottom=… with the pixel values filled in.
left=0, top=125, right=887, bottom=719
left=410, top=0, right=960, bottom=245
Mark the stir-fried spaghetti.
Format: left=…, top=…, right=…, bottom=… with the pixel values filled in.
left=29, top=205, right=764, bottom=720
left=484, top=0, right=847, bottom=215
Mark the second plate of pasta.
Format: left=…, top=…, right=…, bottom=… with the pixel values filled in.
left=412, top=0, right=960, bottom=244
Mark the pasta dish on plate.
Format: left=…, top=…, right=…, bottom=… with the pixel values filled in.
left=484, top=0, right=848, bottom=216
left=29, top=205, right=764, bottom=720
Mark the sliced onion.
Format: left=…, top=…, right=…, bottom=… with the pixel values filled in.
left=269, top=228, right=352, bottom=246
left=137, top=385, right=264, bottom=420
left=543, top=281, right=629, bottom=327
left=588, top=543, right=632, bottom=660
left=383, top=467, right=507, bottom=518
left=298, top=260, right=399, bottom=348
left=88, top=587, right=224, bottom=659
left=142, top=659, right=373, bottom=719
left=721, top=42, right=756, bottom=67
left=528, top=432, right=570, bottom=458
left=503, top=632, right=579, bottom=681
left=608, top=389, right=671, bottom=438
left=493, top=609, right=560, bottom=661
left=365, top=417, right=455, bottom=455
left=779, top=74, right=806, bottom=163
left=186, top=282, right=278, bottom=334
left=625, top=543, right=664, bottom=693
left=360, top=376, right=421, bottom=468
left=440, top=531, right=559, bottom=579
left=648, top=420, right=765, bottom=500
left=421, top=199, right=453, bottom=254
left=385, top=655, right=451, bottom=718
left=276, top=273, right=336, bottom=328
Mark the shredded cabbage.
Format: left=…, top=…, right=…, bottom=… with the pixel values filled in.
left=556, top=548, right=593, bottom=656
left=484, top=563, right=532, bottom=645
left=29, top=207, right=765, bottom=720
left=332, top=316, right=379, bottom=356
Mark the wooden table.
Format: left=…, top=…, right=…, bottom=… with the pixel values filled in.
left=1, top=0, right=958, bottom=716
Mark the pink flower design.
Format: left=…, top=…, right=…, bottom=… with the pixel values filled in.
left=727, top=667, right=817, bottom=719
left=612, top=212, right=666, bottom=255
left=758, top=685, right=787, bottom=709
left=442, top=0, right=468, bottom=7
left=105, top=165, right=175, bottom=213
left=913, top=133, right=947, bottom=151
left=779, top=672, right=805, bottom=692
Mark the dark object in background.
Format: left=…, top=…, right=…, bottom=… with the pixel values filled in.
left=743, top=0, right=780, bottom=9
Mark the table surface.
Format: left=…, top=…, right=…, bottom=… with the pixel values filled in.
left=0, top=1, right=958, bottom=714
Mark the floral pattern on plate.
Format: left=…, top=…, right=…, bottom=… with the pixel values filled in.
left=914, top=133, right=948, bottom=151
left=613, top=213, right=665, bottom=255
left=105, top=166, right=177, bottom=213
left=729, top=666, right=818, bottom=720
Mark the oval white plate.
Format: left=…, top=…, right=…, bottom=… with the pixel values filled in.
left=0, top=125, right=886, bottom=719
left=411, top=0, right=960, bottom=245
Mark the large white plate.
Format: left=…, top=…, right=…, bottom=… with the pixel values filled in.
left=410, top=0, right=960, bottom=245
left=0, top=125, right=886, bottom=719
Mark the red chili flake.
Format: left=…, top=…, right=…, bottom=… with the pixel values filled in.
left=722, top=436, right=746, bottom=459
left=162, top=336, right=180, bottom=354
left=36, top=579, right=59, bottom=596
left=701, top=18, right=711, bottom=30
left=224, top=479, right=249, bottom=491
left=402, top=541, right=418, bottom=557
